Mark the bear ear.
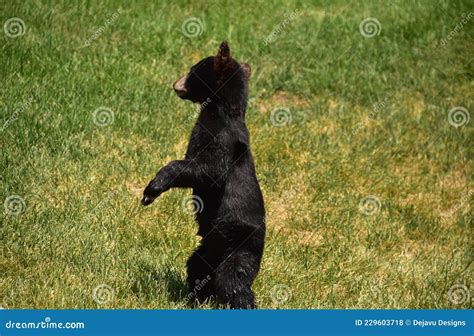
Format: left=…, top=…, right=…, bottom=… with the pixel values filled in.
left=241, top=63, right=251, bottom=81
left=214, top=41, right=233, bottom=76
left=217, top=41, right=231, bottom=62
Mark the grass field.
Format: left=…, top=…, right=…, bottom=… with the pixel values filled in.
left=1, top=0, right=472, bottom=309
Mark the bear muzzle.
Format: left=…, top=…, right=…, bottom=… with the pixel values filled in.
left=173, top=75, right=188, bottom=98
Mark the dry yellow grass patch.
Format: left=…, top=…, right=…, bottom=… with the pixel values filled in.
left=403, top=93, right=426, bottom=120
left=171, top=136, right=188, bottom=156
left=257, top=91, right=311, bottom=114
left=307, top=116, right=340, bottom=136
left=393, top=159, right=470, bottom=221
left=265, top=173, right=322, bottom=246
left=438, top=163, right=470, bottom=192
left=126, top=181, right=143, bottom=197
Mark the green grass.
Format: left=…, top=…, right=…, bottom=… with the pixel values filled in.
left=1, top=0, right=472, bottom=309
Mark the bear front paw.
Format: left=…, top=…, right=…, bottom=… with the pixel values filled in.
left=141, top=179, right=165, bottom=206
left=141, top=194, right=155, bottom=206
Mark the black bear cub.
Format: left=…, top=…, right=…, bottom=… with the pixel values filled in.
left=141, top=41, right=265, bottom=309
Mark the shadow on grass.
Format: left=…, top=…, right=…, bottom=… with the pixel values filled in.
left=131, top=262, right=190, bottom=305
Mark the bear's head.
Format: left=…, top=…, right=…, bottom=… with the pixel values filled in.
left=173, top=41, right=251, bottom=107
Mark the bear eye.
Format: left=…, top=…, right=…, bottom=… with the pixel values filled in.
left=190, top=59, right=205, bottom=73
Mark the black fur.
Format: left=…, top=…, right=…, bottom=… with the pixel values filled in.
left=142, top=42, right=265, bottom=309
